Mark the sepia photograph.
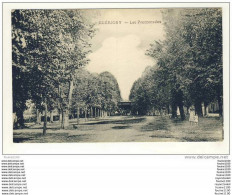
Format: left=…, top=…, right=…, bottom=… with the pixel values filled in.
left=11, top=7, right=224, bottom=144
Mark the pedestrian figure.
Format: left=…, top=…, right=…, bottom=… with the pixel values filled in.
left=189, top=107, right=198, bottom=125
left=193, top=114, right=198, bottom=125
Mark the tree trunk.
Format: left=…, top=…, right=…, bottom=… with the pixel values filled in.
left=177, top=99, right=185, bottom=120
left=60, top=110, right=69, bottom=129
left=218, top=95, right=223, bottom=117
left=178, top=104, right=185, bottom=120
left=77, top=106, right=80, bottom=124
left=59, top=112, right=62, bottom=123
left=167, top=105, right=170, bottom=115
left=90, top=106, right=93, bottom=118
left=94, top=107, right=97, bottom=118
left=15, top=109, right=25, bottom=129
left=195, top=101, right=203, bottom=116
left=68, top=80, right=74, bottom=107
left=61, top=109, right=64, bottom=129
left=50, top=111, right=53, bottom=123
left=43, top=99, right=47, bottom=135
left=171, top=103, right=177, bottom=118
left=36, top=109, right=41, bottom=124
left=62, top=80, right=74, bottom=129
left=85, top=107, right=87, bottom=121
left=204, top=102, right=208, bottom=117
left=186, top=106, right=190, bottom=115
left=13, top=113, right=17, bottom=129
left=63, top=110, right=69, bottom=128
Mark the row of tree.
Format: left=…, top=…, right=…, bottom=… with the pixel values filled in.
left=71, top=69, right=121, bottom=117
left=12, top=10, right=121, bottom=134
left=129, top=8, right=223, bottom=119
left=34, top=69, right=121, bottom=124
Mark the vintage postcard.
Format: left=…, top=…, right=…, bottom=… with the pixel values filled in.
left=3, top=3, right=230, bottom=154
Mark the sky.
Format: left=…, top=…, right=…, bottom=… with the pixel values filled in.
left=85, top=9, right=165, bottom=100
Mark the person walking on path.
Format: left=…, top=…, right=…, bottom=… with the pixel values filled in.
left=189, top=107, right=198, bottom=125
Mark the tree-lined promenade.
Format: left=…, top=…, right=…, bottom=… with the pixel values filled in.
left=12, top=10, right=121, bottom=134
left=13, top=116, right=223, bottom=143
left=12, top=8, right=223, bottom=141
left=130, top=8, right=222, bottom=119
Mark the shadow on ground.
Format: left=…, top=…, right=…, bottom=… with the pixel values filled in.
left=112, top=125, right=132, bottom=129
left=141, top=117, right=169, bottom=131
left=83, top=117, right=146, bottom=125
left=13, top=137, right=33, bottom=143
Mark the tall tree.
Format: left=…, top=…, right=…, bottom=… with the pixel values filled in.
left=146, top=8, right=222, bottom=117
left=12, top=10, right=95, bottom=132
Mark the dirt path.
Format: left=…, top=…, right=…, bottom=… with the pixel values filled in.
left=13, top=116, right=223, bottom=143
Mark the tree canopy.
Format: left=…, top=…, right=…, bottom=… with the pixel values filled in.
left=12, top=10, right=95, bottom=130
left=130, top=8, right=223, bottom=118
left=73, top=69, right=122, bottom=114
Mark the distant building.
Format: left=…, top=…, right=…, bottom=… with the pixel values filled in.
left=117, top=101, right=134, bottom=115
